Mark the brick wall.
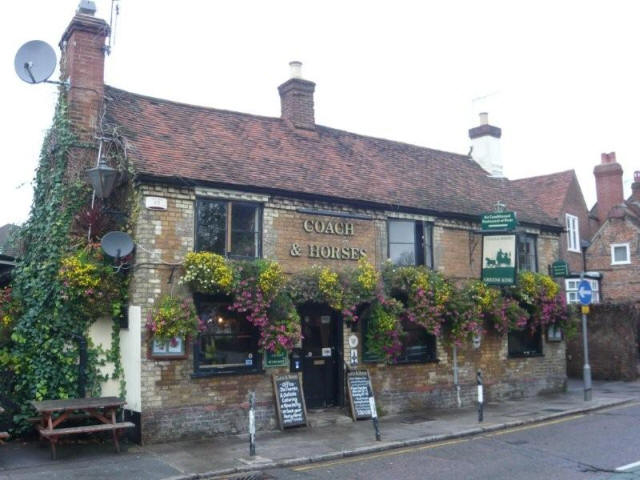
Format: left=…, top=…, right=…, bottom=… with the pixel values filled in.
left=566, top=303, right=639, bottom=381
left=131, top=183, right=565, bottom=443
left=58, top=13, right=109, bottom=181
left=586, top=218, right=640, bottom=301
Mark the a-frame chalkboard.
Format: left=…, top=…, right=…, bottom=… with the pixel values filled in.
left=346, top=369, right=373, bottom=421
left=272, top=373, right=308, bottom=430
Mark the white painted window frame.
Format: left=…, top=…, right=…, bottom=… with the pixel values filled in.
left=565, top=213, right=580, bottom=252
left=610, top=243, right=631, bottom=265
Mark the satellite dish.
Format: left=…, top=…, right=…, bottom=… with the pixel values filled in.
left=14, top=40, right=57, bottom=84
left=101, top=231, right=135, bottom=259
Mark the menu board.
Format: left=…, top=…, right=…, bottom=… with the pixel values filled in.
left=347, top=369, right=373, bottom=420
left=272, top=373, right=308, bottom=430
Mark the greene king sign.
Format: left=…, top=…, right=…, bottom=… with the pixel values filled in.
left=482, top=234, right=516, bottom=285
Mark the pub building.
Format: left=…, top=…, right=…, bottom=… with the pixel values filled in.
left=60, top=6, right=566, bottom=443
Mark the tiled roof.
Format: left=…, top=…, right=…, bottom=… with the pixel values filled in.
left=104, top=86, right=559, bottom=229
left=511, top=170, right=576, bottom=219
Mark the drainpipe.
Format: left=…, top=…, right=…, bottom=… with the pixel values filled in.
left=74, top=333, right=88, bottom=398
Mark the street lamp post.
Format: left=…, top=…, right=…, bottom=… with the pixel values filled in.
left=578, top=274, right=592, bottom=401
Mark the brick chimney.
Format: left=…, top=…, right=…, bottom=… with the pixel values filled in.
left=59, top=1, right=109, bottom=144
left=468, top=112, right=503, bottom=177
left=278, top=61, right=316, bottom=130
left=594, top=152, right=624, bottom=222
left=631, top=171, right=640, bottom=202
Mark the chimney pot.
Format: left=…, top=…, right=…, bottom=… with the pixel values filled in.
left=632, top=171, right=640, bottom=202
left=468, top=112, right=502, bottom=177
left=594, top=152, right=624, bottom=221
left=278, top=62, right=316, bottom=130
left=289, top=61, right=303, bottom=79
left=77, top=0, right=97, bottom=15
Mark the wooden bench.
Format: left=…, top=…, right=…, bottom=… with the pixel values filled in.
left=36, top=422, right=134, bottom=438
left=31, top=397, right=133, bottom=459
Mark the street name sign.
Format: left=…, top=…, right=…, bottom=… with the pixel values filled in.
left=578, top=280, right=592, bottom=305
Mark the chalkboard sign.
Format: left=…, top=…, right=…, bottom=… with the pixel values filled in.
left=272, top=373, right=308, bottom=430
left=347, top=369, right=373, bottom=420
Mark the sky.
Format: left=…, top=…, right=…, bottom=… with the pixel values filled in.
left=2, top=0, right=639, bottom=227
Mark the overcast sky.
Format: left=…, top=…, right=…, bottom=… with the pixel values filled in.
left=2, top=0, right=639, bottom=227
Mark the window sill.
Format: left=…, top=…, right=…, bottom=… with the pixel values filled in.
left=363, top=358, right=439, bottom=366
left=394, top=358, right=439, bottom=365
left=567, top=248, right=581, bottom=253
left=191, top=368, right=264, bottom=378
left=611, top=261, right=631, bottom=266
left=507, top=353, right=544, bottom=359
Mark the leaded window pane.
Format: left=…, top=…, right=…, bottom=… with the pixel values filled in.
left=197, top=200, right=226, bottom=254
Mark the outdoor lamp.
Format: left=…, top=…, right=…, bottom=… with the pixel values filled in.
left=86, top=157, right=118, bottom=198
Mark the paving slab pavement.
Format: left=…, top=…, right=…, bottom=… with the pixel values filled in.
left=1, top=379, right=638, bottom=480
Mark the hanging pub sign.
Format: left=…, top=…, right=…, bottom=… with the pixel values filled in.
left=550, top=260, right=569, bottom=278
left=481, top=211, right=517, bottom=232
left=482, top=234, right=517, bottom=285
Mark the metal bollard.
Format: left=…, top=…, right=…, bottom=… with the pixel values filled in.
left=477, top=370, right=484, bottom=423
left=368, top=384, right=381, bottom=441
left=249, top=391, right=256, bottom=456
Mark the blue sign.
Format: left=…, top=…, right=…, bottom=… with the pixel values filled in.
left=577, top=280, right=592, bottom=305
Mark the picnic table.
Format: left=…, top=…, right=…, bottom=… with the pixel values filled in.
left=30, top=397, right=134, bottom=459
left=0, top=406, right=8, bottom=444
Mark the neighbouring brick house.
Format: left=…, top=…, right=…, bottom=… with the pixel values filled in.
left=55, top=6, right=568, bottom=443
left=585, top=153, right=640, bottom=302
left=512, top=170, right=602, bottom=303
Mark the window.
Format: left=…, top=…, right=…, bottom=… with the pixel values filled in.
left=517, top=234, right=537, bottom=272
left=196, top=199, right=261, bottom=259
left=193, top=295, right=261, bottom=376
left=362, top=312, right=437, bottom=364
left=508, top=328, right=542, bottom=357
left=611, top=243, right=630, bottom=265
left=565, top=278, right=600, bottom=304
left=396, top=319, right=437, bottom=364
left=388, top=220, right=433, bottom=268
left=566, top=214, right=580, bottom=252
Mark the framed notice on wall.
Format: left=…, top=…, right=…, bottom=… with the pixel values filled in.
left=481, top=234, right=517, bottom=286
left=149, top=336, right=187, bottom=360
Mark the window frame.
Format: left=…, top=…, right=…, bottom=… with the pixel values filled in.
left=394, top=318, right=438, bottom=365
left=517, top=233, right=538, bottom=272
left=507, top=327, right=543, bottom=358
left=195, top=198, right=263, bottom=260
left=387, top=219, right=434, bottom=268
left=361, top=306, right=438, bottom=365
left=192, top=293, right=263, bottom=377
left=610, top=243, right=631, bottom=265
left=565, top=214, right=580, bottom=253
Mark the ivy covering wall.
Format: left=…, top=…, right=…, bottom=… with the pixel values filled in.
left=0, top=100, right=128, bottom=430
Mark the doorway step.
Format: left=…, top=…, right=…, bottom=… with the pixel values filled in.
left=307, top=407, right=353, bottom=428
